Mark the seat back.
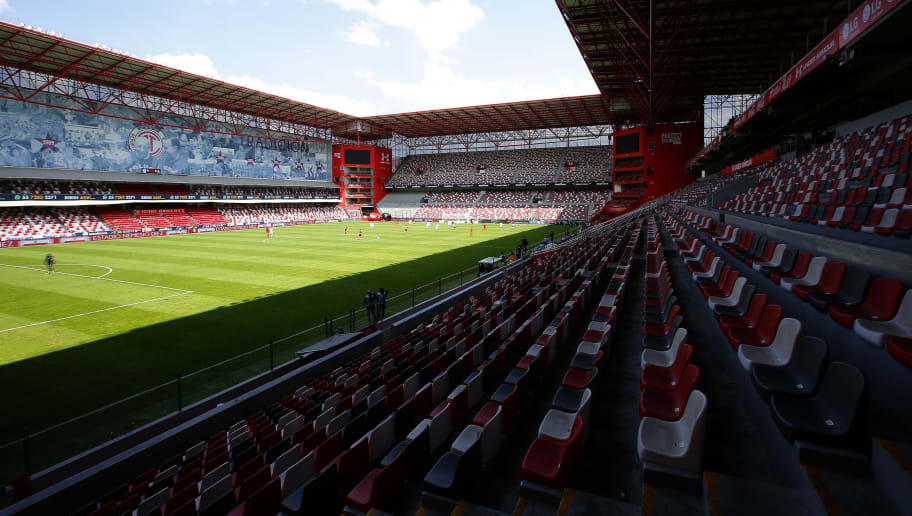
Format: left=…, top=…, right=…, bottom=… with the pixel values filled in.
left=198, top=474, right=233, bottom=512
left=281, top=450, right=316, bottom=496
left=770, top=318, right=802, bottom=358
left=818, top=262, right=847, bottom=294
left=369, top=414, right=397, bottom=463
left=817, top=362, right=866, bottom=430
left=681, top=390, right=708, bottom=432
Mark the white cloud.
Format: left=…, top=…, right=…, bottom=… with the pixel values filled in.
left=147, top=53, right=222, bottom=79
left=328, top=0, right=483, bottom=58
left=368, top=60, right=595, bottom=110
left=226, top=74, right=377, bottom=117
left=325, top=0, right=597, bottom=111
left=146, top=52, right=377, bottom=116
left=344, top=22, right=389, bottom=47
left=0, top=0, right=10, bottom=14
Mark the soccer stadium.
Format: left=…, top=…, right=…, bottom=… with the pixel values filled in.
left=0, top=0, right=911, bottom=514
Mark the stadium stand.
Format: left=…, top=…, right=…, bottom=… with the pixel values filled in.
left=5, top=1, right=912, bottom=513
left=404, top=189, right=613, bottom=223
left=718, top=115, right=912, bottom=239
left=0, top=203, right=345, bottom=240
left=388, top=146, right=613, bottom=188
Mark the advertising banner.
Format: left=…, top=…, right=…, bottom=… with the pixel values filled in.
left=0, top=194, right=336, bottom=202
left=0, top=220, right=342, bottom=248
left=721, top=149, right=777, bottom=175
left=839, top=0, right=903, bottom=48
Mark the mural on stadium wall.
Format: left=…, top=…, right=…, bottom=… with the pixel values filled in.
left=0, top=92, right=330, bottom=180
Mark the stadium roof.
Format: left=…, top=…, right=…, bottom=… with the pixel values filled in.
left=0, top=2, right=863, bottom=138
left=361, top=95, right=618, bottom=138
left=0, top=21, right=359, bottom=130
left=557, top=0, right=855, bottom=124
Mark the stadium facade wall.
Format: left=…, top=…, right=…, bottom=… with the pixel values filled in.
left=0, top=91, right=331, bottom=180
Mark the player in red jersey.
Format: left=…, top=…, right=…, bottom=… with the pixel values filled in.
left=344, top=224, right=348, bottom=234
left=358, top=228, right=363, bottom=240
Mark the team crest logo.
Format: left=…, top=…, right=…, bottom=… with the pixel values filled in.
left=128, top=126, right=165, bottom=159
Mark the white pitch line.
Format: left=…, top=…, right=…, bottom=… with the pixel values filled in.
left=0, top=263, right=192, bottom=293
left=0, top=291, right=192, bottom=334
left=55, top=263, right=114, bottom=278
left=0, top=263, right=194, bottom=334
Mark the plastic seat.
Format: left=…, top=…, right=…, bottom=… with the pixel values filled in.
left=809, top=267, right=870, bottom=313
left=198, top=475, right=236, bottom=516
left=643, top=305, right=680, bottom=336
left=336, top=435, right=370, bottom=493
left=639, top=365, right=699, bottom=421
left=770, top=362, right=867, bottom=451
left=637, top=390, right=707, bottom=475
left=520, top=416, right=583, bottom=490
left=752, top=336, right=827, bottom=401
left=719, top=293, right=767, bottom=335
left=758, top=247, right=797, bottom=278
left=642, top=315, right=683, bottom=350
left=830, top=277, right=903, bottom=327
left=737, top=318, right=802, bottom=372
left=345, top=451, right=404, bottom=512
left=227, top=477, right=282, bottom=516
left=793, top=262, right=846, bottom=301
left=641, top=328, right=688, bottom=369
left=700, top=266, right=735, bottom=299
left=894, top=208, right=912, bottom=238
left=642, top=342, right=693, bottom=391
left=887, top=336, right=912, bottom=367
left=423, top=426, right=482, bottom=500
left=781, top=256, right=827, bottom=293
left=751, top=243, right=787, bottom=271
left=853, top=289, right=912, bottom=346
left=712, top=283, right=757, bottom=318
left=771, top=252, right=811, bottom=284
left=279, top=451, right=316, bottom=496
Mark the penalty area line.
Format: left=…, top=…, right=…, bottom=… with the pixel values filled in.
left=0, top=262, right=195, bottom=334
left=0, top=291, right=193, bottom=334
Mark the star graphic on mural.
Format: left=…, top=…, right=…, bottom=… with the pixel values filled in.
left=37, top=133, right=61, bottom=152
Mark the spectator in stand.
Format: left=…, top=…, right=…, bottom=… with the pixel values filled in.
left=364, top=290, right=375, bottom=322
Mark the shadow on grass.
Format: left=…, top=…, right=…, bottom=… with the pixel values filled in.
left=0, top=224, right=565, bottom=483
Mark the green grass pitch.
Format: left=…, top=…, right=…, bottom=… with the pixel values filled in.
left=0, top=220, right=569, bottom=480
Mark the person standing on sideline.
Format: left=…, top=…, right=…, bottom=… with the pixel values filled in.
left=45, top=253, right=55, bottom=274
left=435, top=223, right=440, bottom=231
left=469, top=226, right=473, bottom=237
left=364, top=290, right=375, bottom=322
left=404, top=226, right=408, bottom=233
left=483, top=223, right=486, bottom=231
left=377, top=288, right=387, bottom=320
left=359, top=228, right=363, bottom=240
left=499, top=222, right=503, bottom=230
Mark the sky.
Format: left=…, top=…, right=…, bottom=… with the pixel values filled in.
left=0, top=0, right=600, bottom=117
